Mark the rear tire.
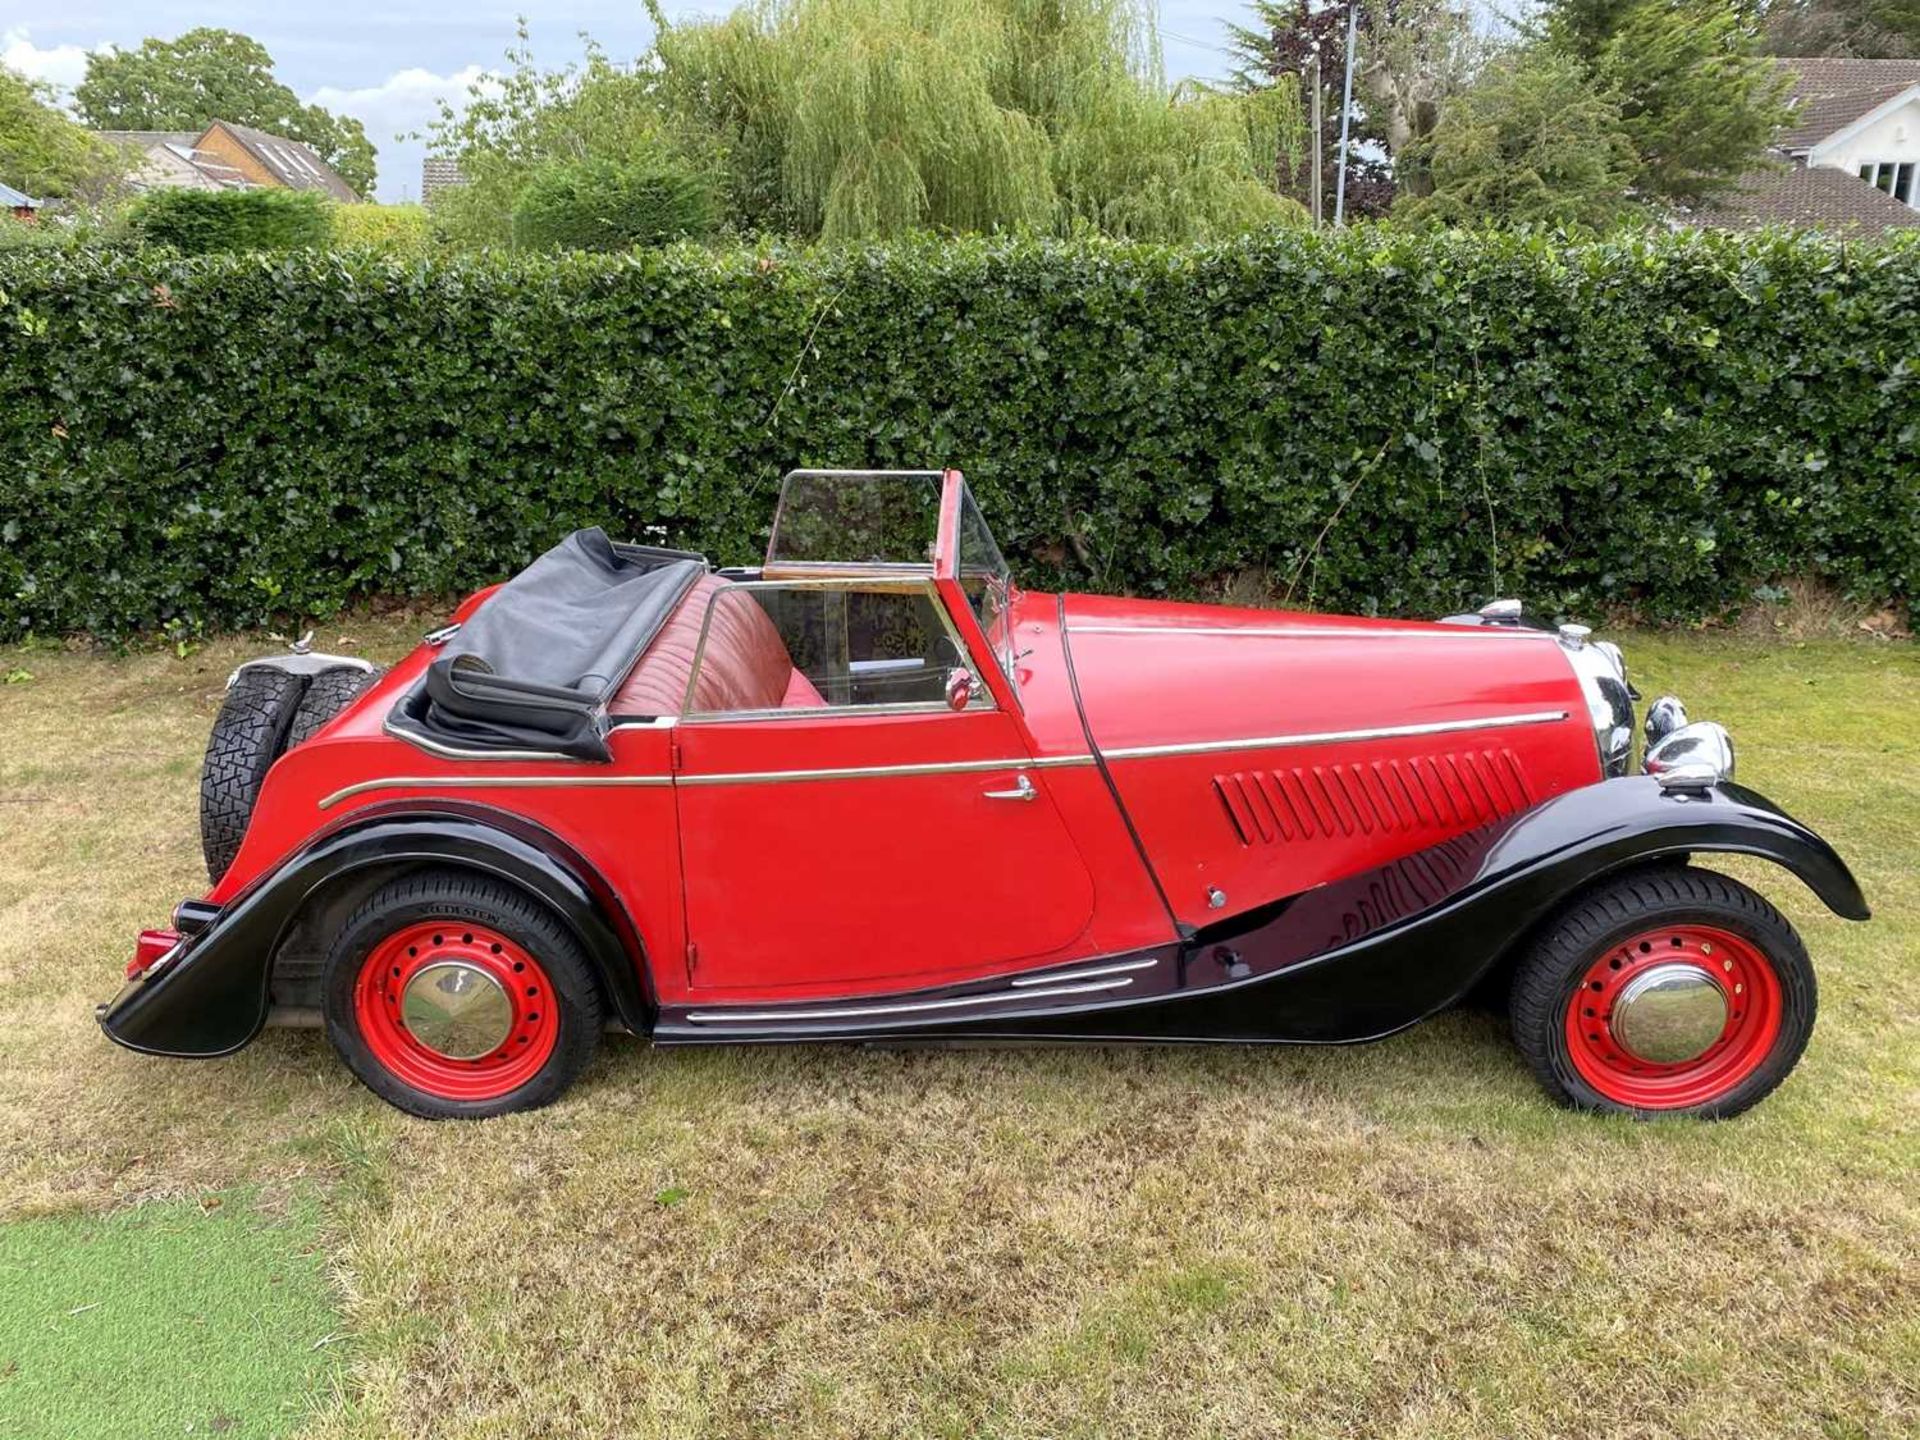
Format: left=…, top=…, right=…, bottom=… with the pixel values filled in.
left=287, top=664, right=384, bottom=748
left=1509, top=865, right=1815, bottom=1120
left=322, top=869, right=602, bottom=1120
left=200, top=666, right=308, bottom=882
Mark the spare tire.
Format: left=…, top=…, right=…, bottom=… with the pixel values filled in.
left=288, top=664, right=385, bottom=748
left=200, top=665, right=309, bottom=883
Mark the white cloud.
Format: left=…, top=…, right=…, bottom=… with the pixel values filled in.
left=308, top=64, right=497, bottom=204
left=2, top=27, right=109, bottom=99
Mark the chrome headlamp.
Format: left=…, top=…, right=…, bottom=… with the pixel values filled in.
left=1557, top=623, right=1636, bottom=778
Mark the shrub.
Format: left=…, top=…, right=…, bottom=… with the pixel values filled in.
left=129, top=187, right=330, bottom=254
left=330, top=203, right=437, bottom=256
left=0, top=228, right=1913, bottom=638
left=510, top=155, right=719, bottom=251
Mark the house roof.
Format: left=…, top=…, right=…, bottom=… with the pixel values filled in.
left=1694, top=155, right=1920, bottom=231
left=96, top=129, right=205, bottom=149
left=1776, top=57, right=1920, bottom=150
left=1, top=181, right=42, bottom=209
left=97, top=130, right=251, bottom=190
left=210, top=122, right=359, bottom=202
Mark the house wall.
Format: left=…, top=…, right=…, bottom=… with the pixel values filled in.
left=1809, top=97, right=1920, bottom=175
left=192, top=126, right=280, bottom=189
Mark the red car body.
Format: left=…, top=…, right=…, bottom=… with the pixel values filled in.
left=100, top=470, right=1868, bottom=1117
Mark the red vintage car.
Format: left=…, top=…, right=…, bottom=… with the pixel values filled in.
left=100, top=470, right=1868, bottom=1119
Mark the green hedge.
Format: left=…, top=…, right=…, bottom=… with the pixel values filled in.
left=1, top=230, right=1914, bottom=638
left=128, top=188, right=332, bottom=255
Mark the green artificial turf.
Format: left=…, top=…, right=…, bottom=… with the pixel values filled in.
left=0, top=1194, right=341, bottom=1439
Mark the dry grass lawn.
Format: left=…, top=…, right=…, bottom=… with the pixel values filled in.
left=0, top=622, right=1914, bottom=1438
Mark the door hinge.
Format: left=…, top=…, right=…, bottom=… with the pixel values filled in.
left=685, top=940, right=698, bottom=974
left=669, top=738, right=683, bottom=771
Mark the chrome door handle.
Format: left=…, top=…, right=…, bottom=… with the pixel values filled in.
left=984, top=773, right=1036, bottom=802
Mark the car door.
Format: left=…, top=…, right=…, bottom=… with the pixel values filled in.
left=672, top=579, right=1098, bottom=996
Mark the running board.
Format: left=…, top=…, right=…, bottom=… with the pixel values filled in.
left=654, top=952, right=1179, bottom=1042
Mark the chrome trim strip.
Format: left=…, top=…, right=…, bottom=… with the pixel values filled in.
left=319, top=773, right=672, bottom=810
left=1100, top=710, right=1570, bottom=762
left=685, top=975, right=1134, bottom=1023
left=1008, top=957, right=1158, bottom=987
left=677, top=754, right=1096, bottom=786
left=319, top=753, right=1096, bottom=808
left=682, top=699, right=986, bottom=724
left=1069, top=624, right=1559, bottom=641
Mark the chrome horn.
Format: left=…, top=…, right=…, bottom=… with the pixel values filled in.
left=1645, top=720, right=1735, bottom=789
left=1643, top=695, right=1688, bottom=750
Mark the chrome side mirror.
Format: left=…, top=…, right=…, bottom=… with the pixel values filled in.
left=945, top=668, right=974, bottom=711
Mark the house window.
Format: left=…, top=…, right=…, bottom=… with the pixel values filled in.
left=1857, top=162, right=1917, bottom=207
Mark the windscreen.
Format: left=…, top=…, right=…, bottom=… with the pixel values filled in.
left=766, top=472, right=943, bottom=569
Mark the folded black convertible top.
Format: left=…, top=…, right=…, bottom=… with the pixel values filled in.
left=388, top=528, right=705, bottom=760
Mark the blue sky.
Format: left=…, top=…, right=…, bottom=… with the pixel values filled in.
left=3, top=3, right=1246, bottom=202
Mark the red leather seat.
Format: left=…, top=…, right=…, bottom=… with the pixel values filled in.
left=611, top=573, right=824, bottom=717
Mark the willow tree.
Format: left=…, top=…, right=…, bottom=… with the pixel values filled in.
left=645, top=0, right=1306, bottom=240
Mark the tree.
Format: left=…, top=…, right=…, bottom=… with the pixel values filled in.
left=129, top=186, right=332, bottom=253
left=1229, top=0, right=1481, bottom=215
left=74, top=29, right=375, bottom=197
left=0, top=65, right=123, bottom=201
left=426, top=29, right=705, bottom=247
left=1539, top=0, right=1788, bottom=203
left=1358, top=0, right=1485, bottom=199
left=512, top=155, right=720, bottom=250
left=431, top=3, right=1304, bottom=245
left=1394, top=48, right=1640, bottom=228
left=1229, top=0, right=1396, bottom=215
left=1764, top=0, right=1919, bottom=57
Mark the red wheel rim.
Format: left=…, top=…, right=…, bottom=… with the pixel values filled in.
left=1564, top=924, right=1783, bottom=1109
left=353, top=919, right=559, bottom=1102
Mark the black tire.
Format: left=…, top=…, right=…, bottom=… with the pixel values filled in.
left=1509, top=865, right=1816, bottom=1120
left=287, top=664, right=384, bottom=748
left=322, top=869, right=602, bottom=1120
left=200, top=665, right=309, bottom=883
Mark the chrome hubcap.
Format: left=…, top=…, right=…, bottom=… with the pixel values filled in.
left=1608, top=963, right=1728, bottom=1064
left=400, top=961, right=513, bottom=1060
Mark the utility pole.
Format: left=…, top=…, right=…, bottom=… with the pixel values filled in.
left=1334, top=0, right=1359, bottom=226
left=1307, top=54, right=1323, bottom=228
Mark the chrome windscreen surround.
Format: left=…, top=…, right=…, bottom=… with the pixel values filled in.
left=1557, top=625, right=1636, bottom=777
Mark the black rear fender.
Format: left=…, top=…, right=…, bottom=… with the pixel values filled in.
left=99, top=805, right=654, bottom=1058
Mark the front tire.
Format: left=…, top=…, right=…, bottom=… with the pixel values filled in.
left=1509, top=865, right=1816, bottom=1120
left=322, top=870, right=602, bottom=1119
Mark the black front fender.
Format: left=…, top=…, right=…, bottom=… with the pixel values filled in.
left=1152, top=774, right=1870, bottom=1043
left=1477, top=775, right=1868, bottom=922
left=98, top=807, right=654, bottom=1058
